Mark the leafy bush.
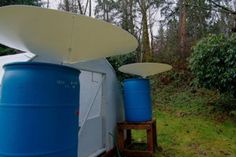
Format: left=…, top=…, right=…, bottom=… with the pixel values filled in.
left=214, top=93, right=236, bottom=112
left=189, top=34, right=236, bottom=97
left=0, top=45, right=17, bottom=56
left=107, top=52, right=137, bottom=81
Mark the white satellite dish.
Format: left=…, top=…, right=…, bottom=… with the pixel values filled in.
left=119, top=62, right=172, bottom=78
left=0, top=5, right=138, bottom=63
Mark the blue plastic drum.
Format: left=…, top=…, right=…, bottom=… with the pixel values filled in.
left=0, top=62, right=80, bottom=157
left=123, top=78, right=152, bottom=122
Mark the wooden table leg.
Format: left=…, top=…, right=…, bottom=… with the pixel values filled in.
left=117, top=128, right=125, bottom=150
left=152, top=121, right=157, bottom=150
left=147, top=127, right=154, bottom=152
left=126, top=129, right=132, bottom=146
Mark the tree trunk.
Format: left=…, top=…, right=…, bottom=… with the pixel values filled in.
left=77, top=0, right=84, bottom=14
left=106, top=5, right=109, bottom=22
left=102, top=0, right=106, bottom=21
left=179, top=0, right=187, bottom=58
left=159, top=23, right=165, bottom=51
left=89, top=0, right=92, bottom=16
left=140, top=0, right=152, bottom=62
left=129, top=0, right=135, bottom=35
left=47, top=0, right=49, bottom=8
left=83, top=0, right=91, bottom=16
left=64, top=0, right=70, bottom=11
left=233, top=1, right=236, bottom=32
left=148, top=6, right=154, bottom=54
left=83, top=0, right=89, bottom=15
left=121, top=0, right=129, bottom=31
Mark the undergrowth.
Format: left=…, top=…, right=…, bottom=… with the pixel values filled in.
left=129, top=63, right=236, bottom=157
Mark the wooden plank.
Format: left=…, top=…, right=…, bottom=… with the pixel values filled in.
left=118, top=120, right=156, bottom=125
left=118, top=124, right=151, bottom=130
left=122, top=149, right=153, bottom=157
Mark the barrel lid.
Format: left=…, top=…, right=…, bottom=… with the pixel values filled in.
left=0, top=5, right=138, bottom=63
left=3, top=62, right=80, bottom=73
left=119, top=62, right=172, bottom=78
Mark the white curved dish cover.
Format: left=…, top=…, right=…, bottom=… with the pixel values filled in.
left=119, top=62, right=172, bottom=78
left=0, top=5, right=138, bottom=63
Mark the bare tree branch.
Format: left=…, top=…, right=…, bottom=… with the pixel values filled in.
left=77, top=0, right=84, bottom=14
left=83, top=0, right=89, bottom=15
left=207, top=0, right=236, bottom=15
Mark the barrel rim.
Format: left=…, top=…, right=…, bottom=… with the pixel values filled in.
left=124, top=78, right=149, bottom=82
left=3, top=62, right=80, bottom=73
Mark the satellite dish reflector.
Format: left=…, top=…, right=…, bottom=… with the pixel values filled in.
left=118, top=62, right=172, bottom=78
left=0, top=5, right=138, bottom=63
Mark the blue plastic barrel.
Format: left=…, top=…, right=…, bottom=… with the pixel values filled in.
left=0, top=62, right=80, bottom=157
left=123, top=78, right=152, bottom=122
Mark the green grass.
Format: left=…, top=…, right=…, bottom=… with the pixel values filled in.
left=153, top=110, right=236, bottom=157
left=131, top=83, right=236, bottom=157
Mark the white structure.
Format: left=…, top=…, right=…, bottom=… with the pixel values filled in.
left=0, top=53, right=124, bottom=157
left=0, top=6, right=137, bottom=157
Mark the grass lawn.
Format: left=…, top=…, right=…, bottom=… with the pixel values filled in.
left=131, top=82, right=236, bottom=157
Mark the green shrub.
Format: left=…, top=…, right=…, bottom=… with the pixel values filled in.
left=0, top=45, right=17, bottom=56
left=214, top=93, right=236, bottom=112
left=107, top=52, right=137, bottom=81
left=189, top=34, right=236, bottom=97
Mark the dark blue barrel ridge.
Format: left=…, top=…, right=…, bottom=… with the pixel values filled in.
left=0, top=62, right=80, bottom=157
left=123, top=78, right=152, bottom=122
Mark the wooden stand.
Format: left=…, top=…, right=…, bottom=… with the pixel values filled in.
left=117, top=120, right=157, bottom=157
